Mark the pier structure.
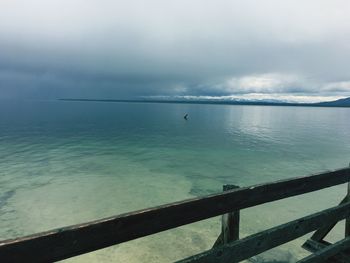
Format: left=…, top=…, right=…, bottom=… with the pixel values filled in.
left=1, top=166, right=350, bottom=262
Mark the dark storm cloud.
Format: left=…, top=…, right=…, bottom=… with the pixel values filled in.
left=0, top=0, right=350, bottom=101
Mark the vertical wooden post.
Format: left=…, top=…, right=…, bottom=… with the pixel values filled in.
left=222, top=184, right=240, bottom=243
left=212, top=184, right=240, bottom=248
left=345, top=181, right=350, bottom=237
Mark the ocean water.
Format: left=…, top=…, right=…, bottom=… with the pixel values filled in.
left=0, top=100, right=350, bottom=262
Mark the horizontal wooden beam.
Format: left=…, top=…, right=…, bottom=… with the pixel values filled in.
left=308, top=195, right=349, bottom=242
left=0, top=168, right=349, bottom=262
left=297, top=237, right=350, bottom=263
left=302, top=239, right=349, bottom=263
left=177, top=202, right=350, bottom=263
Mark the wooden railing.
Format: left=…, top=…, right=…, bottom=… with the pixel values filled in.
left=0, top=167, right=350, bottom=262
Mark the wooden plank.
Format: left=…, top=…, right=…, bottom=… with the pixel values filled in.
left=213, top=185, right=240, bottom=248
left=177, top=202, right=350, bottom=263
left=303, top=239, right=331, bottom=253
left=302, top=239, right=349, bottom=263
left=297, top=237, right=350, bottom=263
left=222, top=185, right=240, bottom=244
left=345, top=182, right=350, bottom=237
left=308, top=195, right=349, bottom=242
left=212, top=233, right=223, bottom=247
left=0, top=168, right=349, bottom=262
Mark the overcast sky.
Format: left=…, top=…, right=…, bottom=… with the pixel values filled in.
left=1, top=0, right=350, bottom=102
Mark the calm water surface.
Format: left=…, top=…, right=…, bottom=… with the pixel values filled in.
left=0, top=101, right=349, bottom=262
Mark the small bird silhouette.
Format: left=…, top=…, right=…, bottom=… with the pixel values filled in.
left=184, top=114, right=188, bottom=120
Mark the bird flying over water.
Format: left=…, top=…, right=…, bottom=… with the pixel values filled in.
left=184, top=114, right=188, bottom=120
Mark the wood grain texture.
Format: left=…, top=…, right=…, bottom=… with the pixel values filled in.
left=308, top=195, right=349, bottom=242
left=345, top=183, right=350, bottom=237
left=177, top=202, right=350, bottom=263
left=221, top=185, right=240, bottom=244
left=297, top=237, right=350, bottom=263
left=302, top=239, right=349, bottom=263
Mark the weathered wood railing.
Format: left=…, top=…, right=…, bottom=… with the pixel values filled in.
left=0, top=167, right=350, bottom=262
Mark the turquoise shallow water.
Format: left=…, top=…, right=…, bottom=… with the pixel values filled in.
left=0, top=101, right=350, bottom=262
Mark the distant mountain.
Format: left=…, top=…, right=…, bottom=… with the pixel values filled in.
left=315, top=97, right=350, bottom=107
left=59, top=97, right=350, bottom=107
left=59, top=98, right=303, bottom=106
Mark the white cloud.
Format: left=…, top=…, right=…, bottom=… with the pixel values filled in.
left=224, top=74, right=301, bottom=94
left=163, top=73, right=350, bottom=102
left=322, top=81, right=350, bottom=92
left=0, top=0, right=350, bottom=98
left=153, top=94, right=344, bottom=103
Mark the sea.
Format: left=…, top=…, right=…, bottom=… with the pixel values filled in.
left=0, top=100, right=349, bottom=262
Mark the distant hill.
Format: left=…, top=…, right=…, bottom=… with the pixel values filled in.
left=315, top=97, right=350, bottom=107
left=59, top=97, right=350, bottom=107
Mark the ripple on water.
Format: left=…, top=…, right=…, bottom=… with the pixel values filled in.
left=0, top=102, right=350, bottom=262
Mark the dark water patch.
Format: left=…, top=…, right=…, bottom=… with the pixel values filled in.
left=0, top=190, right=15, bottom=209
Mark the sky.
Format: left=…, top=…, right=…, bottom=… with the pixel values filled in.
left=1, top=0, right=350, bottom=102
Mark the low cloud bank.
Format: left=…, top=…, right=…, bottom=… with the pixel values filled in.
left=0, top=0, right=349, bottom=101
